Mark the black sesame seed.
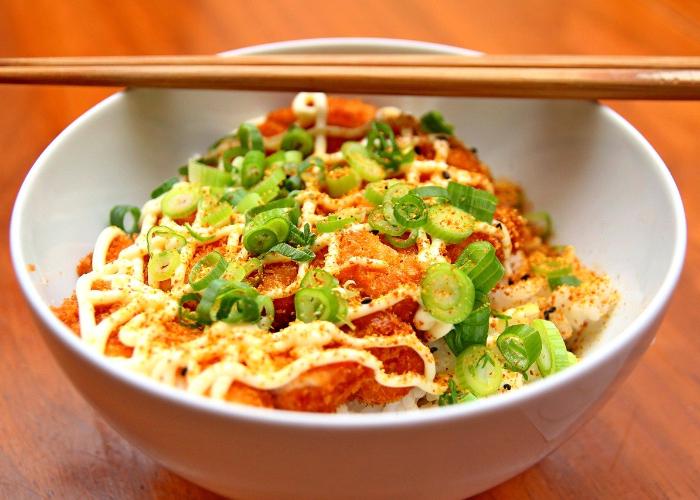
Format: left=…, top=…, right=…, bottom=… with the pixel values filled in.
left=521, top=273, right=530, bottom=281
left=508, top=278, right=514, bottom=285
left=370, top=230, right=379, bottom=235
left=544, top=306, right=557, bottom=320
left=471, top=147, right=478, bottom=154
left=430, top=347, right=438, bottom=353
left=442, top=171, right=451, bottom=179
left=179, top=367, right=188, bottom=376
left=361, top=297, right=372, bottom=305
left=503, top=383, right=511, bottom=390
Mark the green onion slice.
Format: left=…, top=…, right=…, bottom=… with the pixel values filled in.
left=109, top=205, right=141, bottom=234
left=326, top=166, right=361, bottom=198
left=250, top=167, right=286, bottom=203
left=444, top=300, right=491, bottom=356
left=246, top=198, right=299, bottom=224
left=161, top=186, right=200, bottom=219
left=368, top=207, right=405, bottom=237
left=412, top=185, right=449, bottom=199
left=237, top=123, right=264, bottom=152
left=243, top=226, right=279, bottom=255
left=267, top=243, right=315, bottom=262
left=148, top=249, right=180, bottom=282
left=393, top=194, right=427, bottom=228
left=295, top=287, right=338, bottom=323
left=188, top=160, right=233, bottom=188
left=548, top=274, right=582, bottom=289
left=532, top=319, right=570, bottom=377
left=455, top=345, right=502, bottom=397
left=424, top=204, right=475, bottom=243
left=316, top=215, right=356, bottom=234
left=364, top=179, right=398, bottom=205
left=146, top=225, right=186, bottom=255
left=188, top=251, right=228, bottom=291
left=420, top=110, right=454, bottom=135
left=235, top=192, right=263, bottom=214
left=300, top=268, right=339, bottom=289
left=150, top=177, right=179, bottom=199
left=342, top=141, right=386, bottom=182
left=241, top=150, right=266, bottom=189
left=220, top=188, right=247, bottom=207
left=281, top=124, right=314, bottom=156
left=421, top=263, right=475, bottom=324
left=366, top=121, right=414, bottom=171
left=220, top=146, right=245, bottom=173
left=496, top=324, right=542, bottom=372
left=184, top=223, right=215, bottom=242
left=178, top=292, right=202, bottom=328
left=455, top=241, right=505, bottom=293
left=385, top=229, right=419, bottom=249
left=525, top=211, right=553, bottom=239
left=447, top=182, right=497, bottom=223
left=202, top=203, right=234, bottom=227
left=438, top=379, right=477, bottom=406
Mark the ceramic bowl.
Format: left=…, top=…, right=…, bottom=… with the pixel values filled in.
left=10, top=38, right=686, bottom=499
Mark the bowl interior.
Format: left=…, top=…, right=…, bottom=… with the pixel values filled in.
left=11, top=38, right=684, bottom=384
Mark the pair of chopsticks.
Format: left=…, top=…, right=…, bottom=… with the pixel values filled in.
left=0, top=54, right=698, bottom=99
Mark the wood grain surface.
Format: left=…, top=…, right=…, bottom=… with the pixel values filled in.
left=1, top=1, right=698, bottom=498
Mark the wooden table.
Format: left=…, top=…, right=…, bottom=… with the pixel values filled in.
left=1, top=1, right=698, bottom=498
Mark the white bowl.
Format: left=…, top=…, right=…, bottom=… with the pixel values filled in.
left=10, top=38, right=686, bottom=499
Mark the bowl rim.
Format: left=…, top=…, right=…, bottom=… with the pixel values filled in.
left=10, top=37, right=687, bottom=429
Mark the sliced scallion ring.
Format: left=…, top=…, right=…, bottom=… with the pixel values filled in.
left=281, top=124, right=314, bottom=156
left=241, top=150, right=266, bottom=189
left=188, top=160, right=233, bottom=188
left=496, top=324, right=542, bottom=373
left=525, top=211, right=553, bottom=239
left=148, top=249, right=180, bottom=282
left=393, top=194, right=427, bottom=228
left=150, top=177, right=179, bottom=199
left=424, top=204, right=475, bottom=243
left=243, top=226, right=278, bottom=255
left=420, top=263, right=475, bottom=324
left=326, top=166, right=361, bottom=198
left=364, top=179, right=398, bottom=205
left=161, top=186, right=200, bottom=219
left=455, top=241, right=505, bottom=293
left=109, top=205, right=141, bottom=234
left=188, top=251, right=228, bottom=291
left=178, top=292, right=202, bottom=328
left=316, top=215, right=356, bottom=234
left=368, top=207, right=405, bottom=237
left=146, top=225, right=186, bottom=255
left=532, top=319, right=570, bottom=377
left=300, top=268, right=339, bottom=289
left=235, top=192, right=263, bottom=214
left=411, top=185, right=449, bottom=199
left=384, top=229, right=419, bottom=249
left=184, top=223, right=215, bottom=242
left=295, top=287, right=338, bottom=323
left=202, top=203, right=234, bottom=227
left=237, top=123, right=264, bottom=152
left=444, top=300, right=491, bottom=356
left=455, top=345, right=502, bottom=397
left=342, top=141, right=386, bottom=182
left=447, top=182, right=497, bottom=223
left=220, top=146, right=245, bottom=173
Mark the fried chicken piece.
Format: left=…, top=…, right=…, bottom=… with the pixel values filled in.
left=352, top=311, right=425, bottom=405
left=227, top=382, right=274, bottom=408
left=446, top=137, right=491, bottom=177
left=258, top=107, right=296, bottom=137
left=327, top=97, right=376, bottom=128
left=273, top=363, right=369, bottom=413
left=336, top=231, right=424, bottom=298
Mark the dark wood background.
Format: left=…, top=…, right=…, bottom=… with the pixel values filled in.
left=1, top=1, right=698, bottom=498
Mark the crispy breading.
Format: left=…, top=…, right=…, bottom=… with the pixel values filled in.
left=273, top=363, right=369, bottom=413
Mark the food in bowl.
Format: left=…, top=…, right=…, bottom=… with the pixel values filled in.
left=52, top=92, right=618, bottom=413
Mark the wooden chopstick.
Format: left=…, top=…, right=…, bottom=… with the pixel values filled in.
left=2, top=54, right=700, bottom=69
left=0, top=55, right=698, bottom=100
